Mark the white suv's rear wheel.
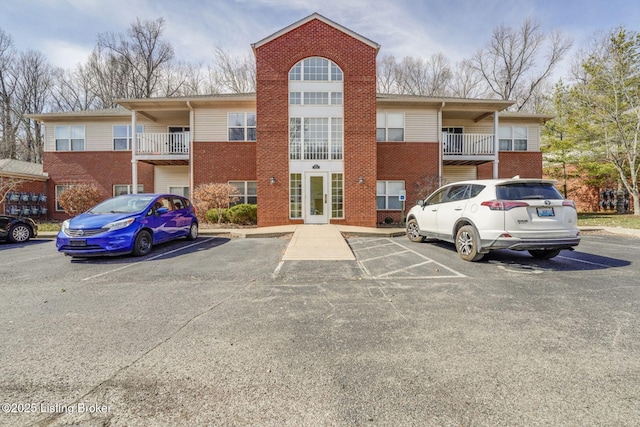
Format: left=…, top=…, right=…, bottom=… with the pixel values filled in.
left=456, top=225, right=484, bottom=262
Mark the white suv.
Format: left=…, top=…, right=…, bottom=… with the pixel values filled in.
left=405, top=179, right=581, bottom=261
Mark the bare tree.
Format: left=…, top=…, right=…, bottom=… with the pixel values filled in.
left=395, top=54, right=451, bottom=96
left=0, top=176, right=27, bottom=204
left=470, top=18, right=572, bottom=111
left=97, top=17, right=175, bottom=99
left=50, top=65, right=99, bottom=112
left=376, top=53, right=451, bottom=96
left=0, top=28, right=17, bottom=159
left=158, top=61, right=207, bottom=97
left=448, top=59, right=486, bottom=98
left=209, top=46, right=255, bottom=94
left=14, top=50, right=53, bottom=162
left=377, top=54, right=399, bottom=94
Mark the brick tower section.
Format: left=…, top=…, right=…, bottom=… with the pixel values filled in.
left=254, top=18, right=378, bottom=227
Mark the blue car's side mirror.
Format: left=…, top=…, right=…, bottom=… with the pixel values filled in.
left=156, top=207, right=169, bottom=215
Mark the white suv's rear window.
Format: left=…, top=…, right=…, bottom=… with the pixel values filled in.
left=496, top=183, right=563, bottom=200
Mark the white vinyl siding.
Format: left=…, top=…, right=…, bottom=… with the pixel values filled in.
left=527, top=126, right=540, bottom=151
left=154, top=166, right=189, bottom=194
left=405, top=111, right=438, bottom=142
left=44, top=119, right=159, bottom=151
left=442, top=165, right=477, bottom=183
left=194, top=109, right=228, bottom=142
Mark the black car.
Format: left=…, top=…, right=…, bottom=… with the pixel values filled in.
left=0, top=215, right=38, bottom=243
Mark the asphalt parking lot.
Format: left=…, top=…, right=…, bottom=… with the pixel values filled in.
left=1, top=232, right=639, bottom=426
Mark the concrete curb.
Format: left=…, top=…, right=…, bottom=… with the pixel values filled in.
left=32, top=225, right=640, bottom=240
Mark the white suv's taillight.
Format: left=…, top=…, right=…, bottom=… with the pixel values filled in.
left=563, top=200, right=577, bottom=209
left=481, top=200, right=530, bottom=211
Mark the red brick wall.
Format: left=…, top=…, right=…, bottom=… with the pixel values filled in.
left=377, top=142, right=439, bottom=223
left=43, top=152, right=153, bottom=220
left=254, top=18, right=378, bottom=227
left=477, top=152, right=543, bottom=179
left=193, top=142, right=257, bottom=185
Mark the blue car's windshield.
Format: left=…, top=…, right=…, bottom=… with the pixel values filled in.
left=88, top=196, right=154, bottom=214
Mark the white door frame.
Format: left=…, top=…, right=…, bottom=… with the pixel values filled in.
left=304, top=171, right=330, bottom=224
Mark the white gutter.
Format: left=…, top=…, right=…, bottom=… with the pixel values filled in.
left=131, top=110, right=138, bottom=194
left=437, top=101, right=445, bottom=186
left=187, top=101, right=194, bottom=200
left=493, top=111, right=499, bottom=179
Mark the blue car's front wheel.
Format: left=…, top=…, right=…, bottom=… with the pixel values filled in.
left=132, top=230, right=153, bottom=256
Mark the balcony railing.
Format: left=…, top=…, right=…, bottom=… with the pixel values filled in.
left=443, top=133, right=495, bottom=156
left=136, top=132, right=189, bottom=156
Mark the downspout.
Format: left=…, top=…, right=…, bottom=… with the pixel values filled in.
left=493, top=111, right=499, bottom=179
left=187, top=101, right=194, bottom=200
left=131, top=110, right=138, bottom=194
left=437, top=101, right=445, bottom=186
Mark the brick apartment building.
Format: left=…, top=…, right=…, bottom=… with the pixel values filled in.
left=29, top=13, right=551, bottom=227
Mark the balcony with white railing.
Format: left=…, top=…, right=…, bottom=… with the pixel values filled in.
left=442, top=132, right=496, bottom=163
left=135, top=132, right=189, bottom=162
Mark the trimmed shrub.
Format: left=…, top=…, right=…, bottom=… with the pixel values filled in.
left=227, top=204, right=257, bottom=225
left=192, top=183, right=239, bottom=223
left=58, top=183, right=107, bottom=216
left=206, top=208, right=229, bottom=224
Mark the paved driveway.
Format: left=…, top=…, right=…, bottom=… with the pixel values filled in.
left=0, top=233, right=639, bottom=426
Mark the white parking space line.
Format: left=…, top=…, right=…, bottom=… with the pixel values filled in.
left=358, top=249, right=411, bottom=263
left=81, top=238, right=215, bottom=281
left=355, top=241, right=397, bottom=251
left=557, top=255, right=612, bottom=268
left=272, top=261, right=285, bottom=278
left=376, top=260, right=436, bottom=278
left=353, top=238, right=467, bottom=280
left=386, top=239, right=467, bottom=277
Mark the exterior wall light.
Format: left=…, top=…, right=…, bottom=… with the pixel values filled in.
left=358, top=176, right=364, bottom=185
left=270, top=176, right=276, bottom=185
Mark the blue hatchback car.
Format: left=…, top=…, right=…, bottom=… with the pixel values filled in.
left=56, top=194, right=199, bottom=257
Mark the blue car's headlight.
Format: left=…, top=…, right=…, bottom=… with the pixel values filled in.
left=61, top=220, right=70, bottom=235
left=105, top=217, right=136, bottom=231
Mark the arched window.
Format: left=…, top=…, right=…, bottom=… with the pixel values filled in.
left=289, top=57, right=343, bottom=81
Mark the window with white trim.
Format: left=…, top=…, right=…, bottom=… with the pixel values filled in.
left=377, top=181, right=405, bottom=210
left=290, top=92, right=301, bottom=105
left=499, top=126, right=528, bottom=151
left=55, top=125, right=85, bottom=151
left=55, top=185, right=70, bottom=211
left=114, top=184, right=144, bottom=196
left=169, top=186, right=189, bottom=197
left=113, top=125, right=143, bottom=150
left=331, top=173, right=343, bottom=218
left=376, top=113, right=404, bottom=142
left=228, top=181, right=257, bottom=206
left=289, top=57, right=343, bottom=81
left=228, top=113, right=256, bottom=141
left=289, top=117, right=343, bottom=160
left=290, top=174, right=302, bottom=219
left=289, top=91, right=343, bottom=105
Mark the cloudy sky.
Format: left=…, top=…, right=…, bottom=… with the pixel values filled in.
left=2, top=0, right=639, bottom=80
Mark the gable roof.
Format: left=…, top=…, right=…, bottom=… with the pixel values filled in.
left=251, top=13, right=381, bottom=53
left=0, top=159, right=48, bottom=180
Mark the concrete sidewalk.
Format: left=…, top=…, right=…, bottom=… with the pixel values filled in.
left=201, top=224, right=405, bottom=261
left=283, top=225, right=355, bottom=261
